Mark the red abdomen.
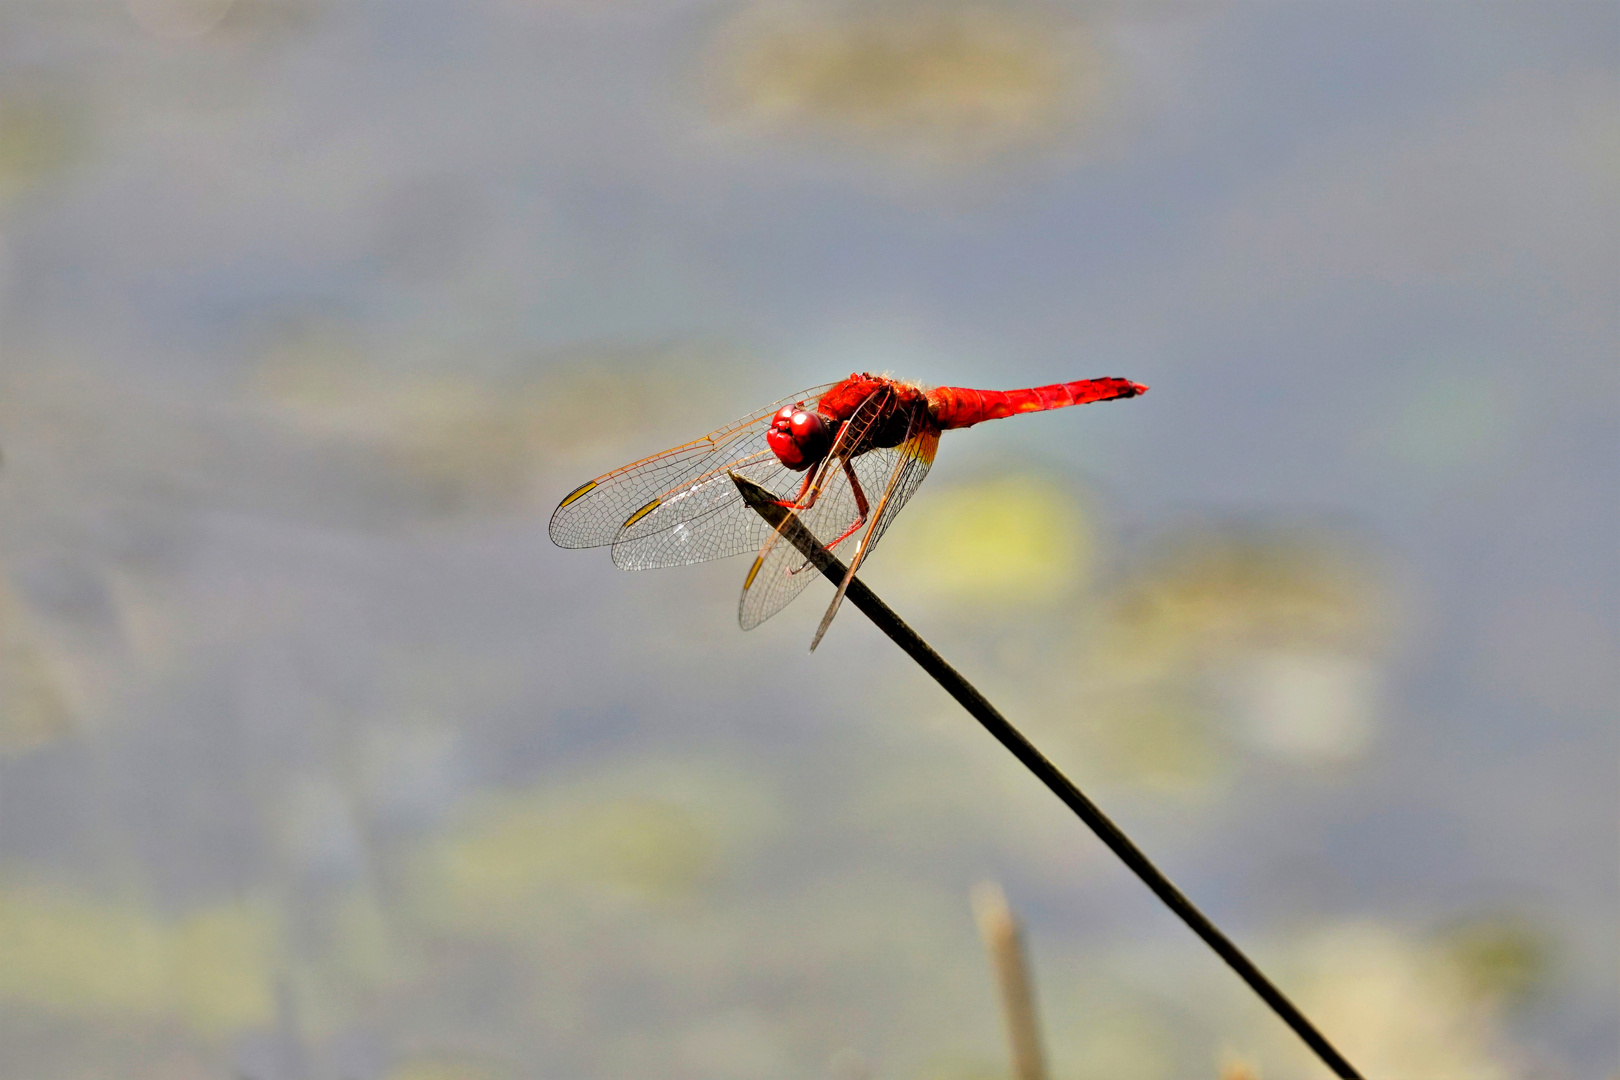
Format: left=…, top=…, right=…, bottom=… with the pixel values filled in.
left=925, top=377, right=1146, bottom=430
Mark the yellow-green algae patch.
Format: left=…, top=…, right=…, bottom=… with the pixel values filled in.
left=0, top=879, right=277, bottom=1036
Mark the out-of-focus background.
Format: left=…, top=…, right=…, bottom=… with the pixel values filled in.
left=0, top=2, right=1614, bottom=1078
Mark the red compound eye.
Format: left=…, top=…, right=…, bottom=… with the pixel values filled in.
left=789, top=411, right=821, bottom=441
left=766, top=407, right=831, bottom=471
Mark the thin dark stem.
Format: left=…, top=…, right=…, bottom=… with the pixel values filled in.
left=731, top=473, right=1365, bottom=1080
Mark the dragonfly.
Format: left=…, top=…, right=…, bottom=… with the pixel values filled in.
left=550, top=372, right=1147, bottom=649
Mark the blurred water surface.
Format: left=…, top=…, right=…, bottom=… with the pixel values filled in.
left=0, top=2, right=1615, bottom=1078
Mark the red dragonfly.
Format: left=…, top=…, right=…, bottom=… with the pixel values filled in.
left=551, top=373, right=1146, bottom=649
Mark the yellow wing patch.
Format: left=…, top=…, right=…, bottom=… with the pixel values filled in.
left=558, top=480, right=597, bottom=508
left=623, top=498, right=661, bottom=528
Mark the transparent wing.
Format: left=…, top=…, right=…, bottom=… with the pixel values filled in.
left=736, top=447, right=903, bottom=630
left=850, top=428, right=938, bottom=563
left=739, top=388, right=936, bottom=631
left=809, top=420, right=939, bottom=649
left=548, top=383, right=835, bottom=569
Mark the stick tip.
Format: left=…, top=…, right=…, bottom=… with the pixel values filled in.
left=729, top=470, right=768, bottom=506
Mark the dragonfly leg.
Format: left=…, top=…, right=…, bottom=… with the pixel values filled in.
left=770, top=468, right=819, bottom=517
left=822, top=456, right=871, bottom=550
left=776, top=417, right=854, bottom=512
left=771, top=419, right=870, bottom=549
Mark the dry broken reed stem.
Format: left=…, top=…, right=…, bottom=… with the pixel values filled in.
left=972, top=881, right=1047, bottom=1080
left=731, top=472, right=1365, bottom=1080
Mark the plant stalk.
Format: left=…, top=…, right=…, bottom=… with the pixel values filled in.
left=730, top=472, right=1365, bottom=1080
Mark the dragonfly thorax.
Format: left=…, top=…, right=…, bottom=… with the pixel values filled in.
left=766, top=404, right=833, bottom=471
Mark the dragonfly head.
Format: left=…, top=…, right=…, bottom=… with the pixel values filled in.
left=766, top=404, right=832, bottom=471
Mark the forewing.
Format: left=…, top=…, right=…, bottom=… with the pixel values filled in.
left=853, top=425, right=938, bottom=559
left=548, top=383, right=834, bottom=568
left=808, top=422, right=939, bottom=649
